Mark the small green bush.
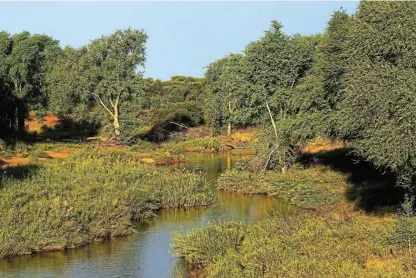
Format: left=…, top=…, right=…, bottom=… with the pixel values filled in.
left=167, top=138, right=224, bottom=153
left=389, top=196, right=416, bottom=249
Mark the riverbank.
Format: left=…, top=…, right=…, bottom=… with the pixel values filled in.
left=0, top=126, right=259, bottom=168
left=0, top=149, right=215, bottom=258
left=172, top=145, right=416, bottom=277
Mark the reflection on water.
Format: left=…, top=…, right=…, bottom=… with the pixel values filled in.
left=0, top=152, right=294, bottom=278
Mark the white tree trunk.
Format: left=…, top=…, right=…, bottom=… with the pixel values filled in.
left=113, top=105, right=121, bottom=137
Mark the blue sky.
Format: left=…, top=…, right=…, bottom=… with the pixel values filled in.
left=0, top=1, right=358, bottom=80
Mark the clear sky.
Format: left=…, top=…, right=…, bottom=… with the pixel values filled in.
left=0, top=1, right=358, bottom=80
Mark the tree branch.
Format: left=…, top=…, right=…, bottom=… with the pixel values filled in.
left=93, top=93, right=114, bottom=117
left=266, top=99, right=278, bottom=140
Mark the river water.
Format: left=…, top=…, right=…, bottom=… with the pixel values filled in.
left=0, top=152, right=294, bottom=278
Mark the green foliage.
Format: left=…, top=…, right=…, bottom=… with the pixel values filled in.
left=0, top=31, right=61, bottom=136
left=338, top=2, right=416, bottom=187
left=0, top=149, right=215, bottom=258
left=204, top=54, right=255, bottom=131
left=47, top=29, right=148, bottom=137
left=166, top=138, right=223, bottom=153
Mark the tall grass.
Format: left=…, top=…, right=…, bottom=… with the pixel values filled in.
left=218, top=165, right=345, bottom=209
left=0, top=149, right=215, bottom=258
left=166, top=138, right=225, bottom=153
left=172, top=212, right=416, bottom=277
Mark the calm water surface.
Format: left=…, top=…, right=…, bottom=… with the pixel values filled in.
left=0, top=152, right=294, bottom=278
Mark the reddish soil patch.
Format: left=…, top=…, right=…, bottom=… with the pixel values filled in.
left=26, top=111, right=60, bottom=133
left=47, top=148, right=76, bottom=159
left=302, top=137, right=347, bottom=154
left=1, top=157, right=31, bottom=168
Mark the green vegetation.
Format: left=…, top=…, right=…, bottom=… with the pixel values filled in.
left=2, top=1, right=416, bottom=275
left=173, top=213, right=416, bottom=278
left=2, top=3, right=416, bottom=189
left=166, top=138, right=225, bottom=153
left=218, top=166, right=342, bottom=209
left=0, top=149, right=215, bottom=258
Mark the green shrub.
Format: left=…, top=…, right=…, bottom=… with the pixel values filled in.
left=11, top=141, right=31, bottom=153
left=0, top=139, right=5, bottom=152
left=129, top=139, right=157, bottom=152
left=167, top=138, right=224, bottom=153
left=389, top=196, right=416, bottom=250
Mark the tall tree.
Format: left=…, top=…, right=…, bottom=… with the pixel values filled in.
left=47, top=28, right=148, bottom=138
left=204, top=54, right=253, bottom=136
left=244, top=21, right=318, bottom=171
left=339, top=1, right=416, bottom=189
left=0, top=31, right=61, bottom=135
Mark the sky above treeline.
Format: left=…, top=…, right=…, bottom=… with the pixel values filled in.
left=0, top=1, right=358, bottom=80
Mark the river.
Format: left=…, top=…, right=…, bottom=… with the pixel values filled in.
left=0, top=152, right=294, bottom=278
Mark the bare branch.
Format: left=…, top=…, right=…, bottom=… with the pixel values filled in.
left=115, top=90, right=121, bottom=107
left=266, top=99, right=278, bottom=140
left=109, top=97, right=115, bottom=108
left=93, top=93, right=114, bottom=117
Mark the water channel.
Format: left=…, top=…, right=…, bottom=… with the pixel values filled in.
left=0, top=152, right=294, bottom=278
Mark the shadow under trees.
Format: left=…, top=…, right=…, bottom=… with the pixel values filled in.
left=0, top=164, right=40, bottom=189
left=299, top=147, right=404, bottom=212
left=38, top=116, right=100, bottom=142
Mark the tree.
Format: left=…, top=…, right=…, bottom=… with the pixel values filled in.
left=0, top=31, right=61, bottom=136
left=244, top=22, right=318, bottom=171
left=204, top=54, right=253, bottom=136
left=47, top=28, right=148, bottom=138
left=293, top=10, right=352, bottom=138
left=339, top=1, right=416, bottom=189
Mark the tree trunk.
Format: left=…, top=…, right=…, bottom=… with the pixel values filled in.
left=113, top=105, right=121, bottom=138
left=17, top=101, right=26, bottom=135
left=227, top=123, right=232, bottom=137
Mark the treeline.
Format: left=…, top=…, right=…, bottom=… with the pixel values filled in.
left=1, top=2, right=415, bottom=187
left=0, top=28, right=204, bottom=141
left=204, top=1, right=416, bottom=189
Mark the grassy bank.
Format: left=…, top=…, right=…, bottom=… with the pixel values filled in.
left=0, top=149, right=215, bottom=258
left=165, top=138, right=227, bottom=153
left=218, top=165, right=344, bottom=209
left=172, top=212, right=416, bottom=277
left=171, top=145, right=416, bottom=277
left=0, top=140, right=185, bottom=167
